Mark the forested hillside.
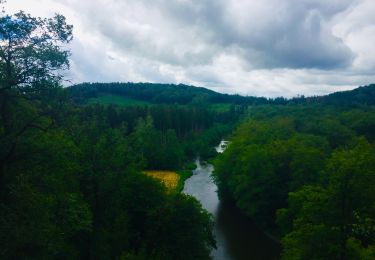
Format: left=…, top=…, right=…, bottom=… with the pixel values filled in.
left=309, top=84, right=375, bottom=106
left=69, top=82, right=375, bottom=107
left=214, top=104, right=375, bottom=259
left=68, top=82, right=269, bottom=106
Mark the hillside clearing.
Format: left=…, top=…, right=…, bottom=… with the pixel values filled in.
left=88, top=94, right=151, bottom=106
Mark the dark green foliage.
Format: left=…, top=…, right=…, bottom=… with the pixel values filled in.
left=314, top=84, right=375, bottom=106
left=69, top=82, right=375, bottom=108
left=286, top=84, right=375, bottom=106
left=214, top=104, right=375, bottom=259
left=0, top=87, right=216, bottom=260
left=0, top=132, right=91, bottom=259
left=68, top=82, right=269, bottom=106
left=280, top=139, right=375, bottom=259
left=0, top=10, right=215, bottom=260
left=88, top=94, right=152, bottom=107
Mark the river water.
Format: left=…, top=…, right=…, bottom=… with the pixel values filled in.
left=183, top=141, right=280, bottom=260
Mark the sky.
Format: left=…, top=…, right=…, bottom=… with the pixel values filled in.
left=5, top=0, right=375, bottom=97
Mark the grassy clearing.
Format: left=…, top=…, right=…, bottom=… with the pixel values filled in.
left=144, top=171, right=180, bottom=191
left=210, top=103, right=232, bottom=112
left=88, top=94, right=152, bottom=107
left=144, top=162, right=196, bottom=193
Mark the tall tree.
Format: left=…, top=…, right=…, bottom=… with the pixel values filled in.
left=0, top=9, right=72, bottom=189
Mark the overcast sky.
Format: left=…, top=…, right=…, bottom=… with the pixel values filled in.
left=5, top=0, right=375, bottom=97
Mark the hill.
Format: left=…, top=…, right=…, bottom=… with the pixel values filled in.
left=68, top=82, right=375, bottom=107
left=68, top=82, right=269, bottom=106
left=287, top=84, right=375, bottom=106
left=319, top=84, right=375, bottom=106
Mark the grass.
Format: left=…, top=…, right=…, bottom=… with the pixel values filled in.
left=210, top=103, right=232, bottom=112
left=88, top=96, right=234, bottom=112
left=143, top=162, right=196, bottom=193
left=88, top=94, right=152, bottom=107
left=144, top=171, right=180, bottom=192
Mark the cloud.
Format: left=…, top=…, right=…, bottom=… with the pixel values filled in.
left=62, top=0, right=356, bottom=69
left=4, top=0, right=375, bottom=97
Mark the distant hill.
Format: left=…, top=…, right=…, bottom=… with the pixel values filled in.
left=68, top=82, right=375, bottom=107
left=68, top=82, right=269, bottom=106
left=316, top=84, right=375, bottom=106
left=272, top=84, right=375, bottom=106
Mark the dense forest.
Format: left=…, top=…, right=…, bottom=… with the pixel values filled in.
left=68, top=81, right=375, bottom=107
left=214, top=103, right=375, bottom=259
left=1, top=6, right=375, bottom=260
left=0, top=10, right=225, bottom=259
left=68, top=82, right=269, bottom=106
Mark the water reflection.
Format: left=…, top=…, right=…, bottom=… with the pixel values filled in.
left=216, top=202, right=280, bottom=260
left=183, top=157, right=280, bottom=259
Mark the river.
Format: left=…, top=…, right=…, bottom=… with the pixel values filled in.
left=183, top=141, right=280, bottom=260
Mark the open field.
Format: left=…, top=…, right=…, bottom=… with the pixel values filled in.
left=209, top=103, right=232, bottom=112
left=144, top=171, right=180, bottom=191
left=88, top=94, right=152, bottom=107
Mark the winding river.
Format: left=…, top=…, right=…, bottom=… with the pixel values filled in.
left=183, top=141, right=280, bottom=260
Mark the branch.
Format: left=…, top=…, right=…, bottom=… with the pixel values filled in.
left=0, top=115, right=54, bottom=165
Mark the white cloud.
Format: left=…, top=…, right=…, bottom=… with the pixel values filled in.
left=4, top=0, right=375, bottom=97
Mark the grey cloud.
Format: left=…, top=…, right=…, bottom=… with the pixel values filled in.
left=7, top=0, right=375, bottom=97
left=56, top=0, right=358, bottom=70
left=133, top=0, right=356, bottom=69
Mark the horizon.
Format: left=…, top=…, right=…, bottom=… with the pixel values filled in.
left=70, top=81, right=374, bottom=99
left=5, top=0, right=375, bottom=98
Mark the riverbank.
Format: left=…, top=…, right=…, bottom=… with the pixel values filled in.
left=175, top=167, right=195, bottom=193
left=183, top=157, right=280, bottom=260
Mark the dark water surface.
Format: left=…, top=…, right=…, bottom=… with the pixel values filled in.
left=183, top=159, right=280, bottom=260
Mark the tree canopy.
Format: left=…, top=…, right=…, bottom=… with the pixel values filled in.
left=214, top=104, right=375, bottom=259
left=0, top=9, right=216, bottom=259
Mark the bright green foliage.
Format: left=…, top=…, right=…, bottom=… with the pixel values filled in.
left=214, top=104, right=375, bottom=258
left=214, top=117, right=329, bottom=229
left=280, top=139, right=375, bottom=259
left=88, top=94, right=152, bottom=107
left=131, top=116, right=185, bottom=170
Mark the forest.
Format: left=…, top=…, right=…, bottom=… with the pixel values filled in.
left=214, top=103, right=375, bottom=259
left=1, top=6, right=375, bottom=260
left=0, top=10, right=227, bottom=259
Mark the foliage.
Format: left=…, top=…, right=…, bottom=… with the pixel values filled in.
left=0, top=10, right=215, bottom=260
left=280, top=139, right=375, bottom=259
left=0, top=11, right=72, bottom=91
left=88, top=94, right=152, bottom=107
left=214, top=104, right=375, bottom=258
left=70, top=82, right=375, bottom=107
left=69, top=82, right=269, bottom=106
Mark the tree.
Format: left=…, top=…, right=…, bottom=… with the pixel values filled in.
left=280, top=138, right=375, bottom=259
left=0, top=131, right=92, bottom=259
left=0, top=10, right=72, bottom=95
left=0, top=7, right=73, bottom=127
